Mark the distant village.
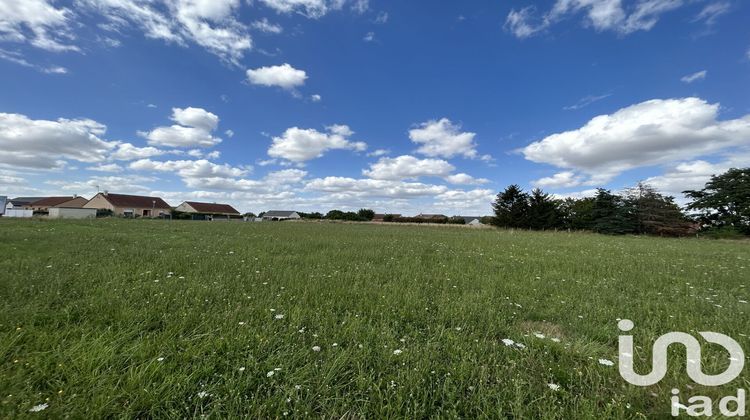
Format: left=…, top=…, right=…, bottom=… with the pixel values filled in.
left=0, top=192, right=488, bottom=226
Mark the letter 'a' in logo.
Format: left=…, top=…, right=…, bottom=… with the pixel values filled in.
left=618, top=320, right=744, bottom=387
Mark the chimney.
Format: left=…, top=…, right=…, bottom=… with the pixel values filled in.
left=103, top=190, right=108, bottom=196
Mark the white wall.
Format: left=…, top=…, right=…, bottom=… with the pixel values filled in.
left=4, top=209, right=33, bottom=218
left=48, top=207, right=97, bottom=219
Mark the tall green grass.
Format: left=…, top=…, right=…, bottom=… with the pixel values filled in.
left=1, top=219, right=748, bottom=418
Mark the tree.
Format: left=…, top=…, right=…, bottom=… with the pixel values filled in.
left=492, top=185, right=529, bottom=228
left=357, top=208, right=375, bottom=221
left=684, top=168, right=750, bottom=234
left=527, top=188, right=561, bottom=230
left=559, top=197, right=595, bottom=230
left=591, top=188, right=636, bottom=234
left=624, top=182, right=693, bottom=236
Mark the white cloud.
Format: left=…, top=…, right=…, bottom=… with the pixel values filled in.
left=409, top=118, right=479, bottom=159
left=0, top=48, right=68, bottom=74
left=110, top=143, right=166, bottom=160
left=0, top=112, right=116, bottom=169
left=171, top=106, right=219, bottom=131
left=140, top=107, right=222, bottom=148
left=435, top=188, right=494, bottom=209
left=367, top=149, right=389, bottom=157
left=0, top=0, right=79, bottom=52
left=374, top=11, right=388, bottom=24
left=130, top=158, right=249, bottom=179
left=505, top=0, right=686, bottom=38
left=680, top=70, right=707, bottom=84
left=257, top=0, right=349, bottom=18
left=363, top=31, right=375, bottom=42
left=251, top=18, right=283, bottom=34
left=532, top=171, right=585, bottom=188
left=444, top=173, right=490, bottom=185
left=268, top=125, right=367, bottom=162
left=363, top=155, right=455, bottom=180
left=693, top=1, right=730, bottom=26
left=522, top=97, right=750, bottom=183
left=47, top=175, right=156, bottom=195
left=78, top=0, right=252, bottom=65
left=644, top=151, right=750, bottom=200
left=310, top=94, right=322, bottom=102
left=88, top=163, right=124, bottom=172
left=224, top=129, right=234, bottom=138
left=306, top=177, right=448, bottom=198
left=563, top=93, right=612, bottom=111
left=246, top=63, right=307, bottom=90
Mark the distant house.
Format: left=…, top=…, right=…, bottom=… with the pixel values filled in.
left=83, top=192, right=171, bottom=218
left=459, top=216, right=483, bottom=226
left=262, top=210, right=301, bottom=221
left=6, top=197, right=45, bottom=210
left=175, top=201, right=241, bottom=220
left=29, top=196, right=81, bottom=212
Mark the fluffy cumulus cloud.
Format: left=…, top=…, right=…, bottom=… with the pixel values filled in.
left=505, top=0, right=687, bottom=38
left=109, top=143, right=166, bottom=160
left=363, top=155, right=455, bottom=180
left=251, top=18, right=283, bottom=34
left=140, top=107, right=222, bottom=148
left=522, top=97, right=750, bottom=185
left=362, top=155, right=489, bottom=185
left=0, top=112, right=116, bottom=169
left=644, top=151, right=750, bottom=199
left=409, top=118, right=479, bottom=159
left=130, top=158, right=248, bottom=178
left=76, top=0, right=252, bottom=64
left=306, top=177, right=448, bottom=198
left=532, top=171, right=585, bottom=188
left=268, top=125, right=367, bottom=162
left=0, top=0, right=79, bottom=52
left=246, top=63, right=307, bottom=90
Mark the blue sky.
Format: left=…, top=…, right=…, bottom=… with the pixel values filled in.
left=1, top=0, right=749, bottom=215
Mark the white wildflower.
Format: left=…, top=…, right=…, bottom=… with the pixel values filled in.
left=598, top=359, right=615, bottom=366
left=274, top=314, right=285, bottom=320
left=393, top=349, right=403, bottom=355
left=29, top=403, right=48, bottom=412
left=267, top=371, right=275, bottom=377
left=312, top=346, right=321, bottom=352
left=547, top=383, right=561, bottom=391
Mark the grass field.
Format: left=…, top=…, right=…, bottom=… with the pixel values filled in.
left=1, top=219, right=748, bottom=418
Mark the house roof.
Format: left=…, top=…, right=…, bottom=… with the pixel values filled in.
left=10, top=197, right=46, bottom=205
left=184, top=201, right=240, bottom=215
left=30, top=196, right=77, bottom=207
left=459, top=216, right=482, bottom=223
left=264, top=210, right=298, bottom=217
left=99, top=193, right=171, bottom=209
left=55, top=197, right=89, bottom=208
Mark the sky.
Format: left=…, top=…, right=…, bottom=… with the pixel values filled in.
left=1, top=0, right=749, bottom=215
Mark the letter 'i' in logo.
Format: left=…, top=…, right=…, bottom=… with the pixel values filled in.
left=617, top=319, right=744, bottom=387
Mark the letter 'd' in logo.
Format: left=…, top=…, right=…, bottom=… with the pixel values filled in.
left=618, top=319, right=744, bottom=387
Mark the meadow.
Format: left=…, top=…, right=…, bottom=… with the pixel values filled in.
left=0, top=219, right=748, bottom=419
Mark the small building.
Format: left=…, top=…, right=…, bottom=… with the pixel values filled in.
left=262, top=210, right=301, bottom=221
left=459, top=216, right=483, bottom=226
left=175, top=201, right=241, bottom=220
left=6, top=197, right=45, bottom=210
left=48, top=207, right=97, bottom=219
left=83, top=192, right=172, bottom=218
left=0, top=196, right=5, bottom=216
left=29, top=196, right=80, bottom=212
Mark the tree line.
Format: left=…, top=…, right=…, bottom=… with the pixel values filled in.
left=492, top=168, right=750, bottom=237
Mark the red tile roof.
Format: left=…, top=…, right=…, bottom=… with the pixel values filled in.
left=100, top=193, right=171, bottom=209
left=184, top=201, right=240, bottom=215
left=30, top=197, right=77, bottom=207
